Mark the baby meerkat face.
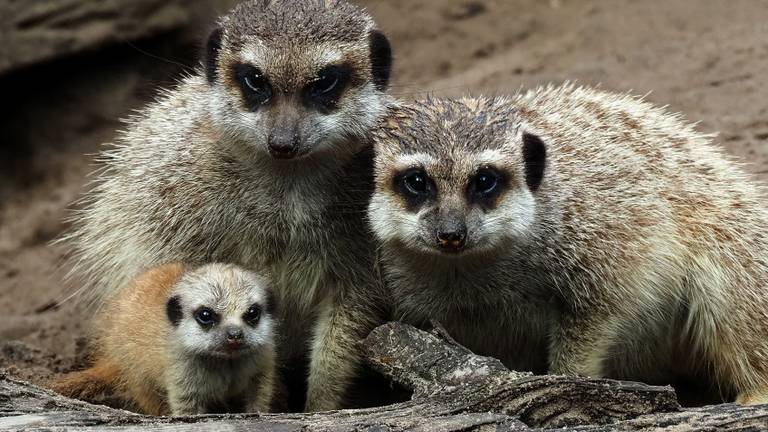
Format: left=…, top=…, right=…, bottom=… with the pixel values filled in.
left=166, top=264, right=276, bottom=358
left=369, top=98, right=547, bottom=257
left=206, top=0, right=392, bottom=161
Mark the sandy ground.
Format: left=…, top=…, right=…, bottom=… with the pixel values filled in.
left=1, top=0, right=767, bottom=400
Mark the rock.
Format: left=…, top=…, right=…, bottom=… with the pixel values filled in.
left=0, top=0, right=191, bottom=75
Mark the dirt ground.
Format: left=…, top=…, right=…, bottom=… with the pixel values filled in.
left=1, top=0, right=767, bottom=396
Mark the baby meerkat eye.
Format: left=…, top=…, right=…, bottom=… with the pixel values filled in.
left=243, top=303, right=262, bottom=327
left=305, top=65, right=350, bottom=111
left=194, top=307, right=219, bottom=329
left=234, top=64, right=273, bottom=109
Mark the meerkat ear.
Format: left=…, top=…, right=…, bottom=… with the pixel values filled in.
left=522, top=132, right=547, bottom=192
left=264, top=288, right=278, bottom=317
left=166, top=295, right=183, bottom=326
left=205, top=27, right=224, bottom=85
left=368, top=30, right=392, bottom=91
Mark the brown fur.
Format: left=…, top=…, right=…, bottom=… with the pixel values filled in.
left=49, top=359, right=122, bottom=406
left=52, top=264, right=184, bottom=414
left=51, top=263, right=277, bottom=415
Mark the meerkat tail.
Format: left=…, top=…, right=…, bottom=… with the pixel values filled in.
left=50, top=360, right=120, bottom=402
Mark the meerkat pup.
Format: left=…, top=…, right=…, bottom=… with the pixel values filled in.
left=63, top=0, right=393, bottom=411
left=369, top=86, right=768, bottom=405
left=52, top=263, right=277, bottom=415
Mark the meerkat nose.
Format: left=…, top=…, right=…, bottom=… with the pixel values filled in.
left=267, top=126, right=300, bottom=159
left=437, top=228, right=467, bottom=251
left=226, top=326, right=244, bottom=341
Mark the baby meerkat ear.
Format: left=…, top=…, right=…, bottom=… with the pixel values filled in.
left=522, top=132, right=547, bottom=192
left=205, top=27, right=224, bottom=85
left=264, top=287, right=278, bottom=317
left=368, top=30, right=392, bottom=91
left=166, top=295, right=183, bottom=326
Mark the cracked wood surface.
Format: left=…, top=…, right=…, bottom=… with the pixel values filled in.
left=1, top=322, right=767, bottom=431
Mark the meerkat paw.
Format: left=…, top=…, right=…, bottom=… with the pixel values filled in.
left=736, top=390, right=768, bottom=405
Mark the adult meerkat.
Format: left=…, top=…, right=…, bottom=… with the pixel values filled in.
left=368, top=86, right=768, bottom=404
left=52, top=263, right=277, bottom=415
left=64, top=0, right=392, bottom=411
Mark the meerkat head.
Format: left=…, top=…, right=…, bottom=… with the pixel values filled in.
left=166, top=264, right=276, bottom=358
left=205, top=0, right=393, bottom=161
left=369, top=97, right=547, bottom=258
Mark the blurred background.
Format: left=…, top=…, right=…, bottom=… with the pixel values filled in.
left=1, top=0, right=767, bottom=387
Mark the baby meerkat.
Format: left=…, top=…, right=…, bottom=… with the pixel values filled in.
left=64, top=0, right=393, bottom=411
left=52, top=263, right=277, bottom=415
left=369, top=86, right=768, bottom=405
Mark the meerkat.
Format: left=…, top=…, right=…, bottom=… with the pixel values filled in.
left=368, top=86, right=768, bottom=405
left=52, top=263, right=277, bottom=415
left=62, top=0, right=393, bottom=411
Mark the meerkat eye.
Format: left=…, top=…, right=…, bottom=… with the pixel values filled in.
left=474, top=170, right=499, bottom=195
left=395, top=169, right=433, bottom=208
left=313, top=69, right=340, bottom=94
left=468, top=168, right=506, bottom=207
left=234, top=64, right=273, bottom=108
left=243, top=303, right=262, bottom=327
left=305, top=65, right=350, bottom=111
left=194, top=307, right=219, bottom=328
left=403, top=172, right=428, bottom=195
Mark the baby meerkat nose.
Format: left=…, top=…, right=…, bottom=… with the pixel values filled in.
left=225, top=326, right=244, bottom=341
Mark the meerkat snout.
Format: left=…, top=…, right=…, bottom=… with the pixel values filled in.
left=226, top=326, right=244, bottom=341
left=267, top=123, right=301, bottom=159
left=435, top=209, right=468, bottom=252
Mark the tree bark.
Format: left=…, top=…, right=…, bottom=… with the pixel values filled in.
left=1, top=322, right=767, bottom=431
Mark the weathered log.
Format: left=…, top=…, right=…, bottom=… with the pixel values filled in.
left=1, top=322, right=767, bottom=431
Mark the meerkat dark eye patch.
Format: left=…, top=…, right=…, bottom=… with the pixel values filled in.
left=394, top=169, right=434, bottom=209
left=233, top=64, right=273, bottom=110
left=166, top=295, right=183, bottom=327
left=205, top=27, right=223, bottom=84
left=468, top=167, right=507, bottom=208
left=194, top=306, right=219, bottom=329
left=522, top=133, right=547, bottom=192
left=368, top=30, right=392, bottom=91
left=304, top=64, right=351, bottom=112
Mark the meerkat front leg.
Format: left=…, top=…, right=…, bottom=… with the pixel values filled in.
left=304, top=294, right=383, bottom=412
left=548, top=312, right=621, bottom=378
left=736, top=391, right=768, bottom=405
left=245, top=357, right=277, bottom=413
left=166, top=364, right=211, bottom=415
left=167, top=387, right=207, bottom=416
